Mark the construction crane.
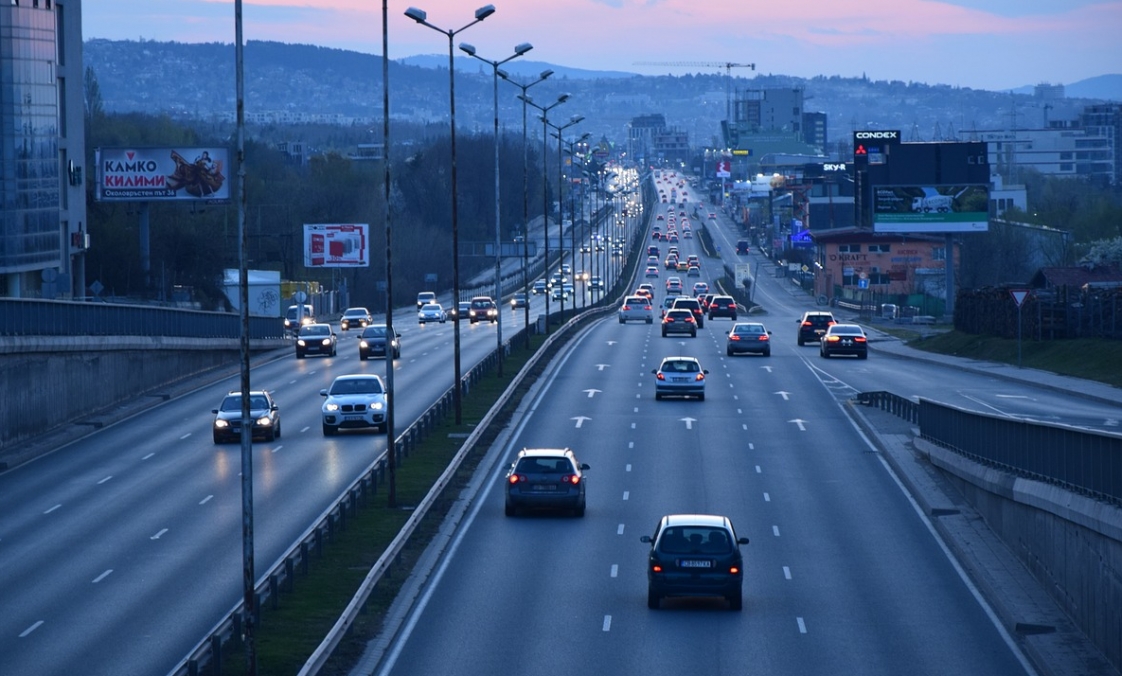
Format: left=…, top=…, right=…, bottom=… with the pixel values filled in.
left=633, top=61, right=756, bottom=121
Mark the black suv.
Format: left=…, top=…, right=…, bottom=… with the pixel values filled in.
left=736, top=240, right=750, bottom=255
left=212, top=391, right=281, bottom=444
left=708, top=295, right=738, bottom=320
left=671, top=297, right=705, bottom=328
left=505, top=448, right=590, bottom=517
left=641, top=514, right=750, bottom=610
left=796, top=311, right=836, bottom=345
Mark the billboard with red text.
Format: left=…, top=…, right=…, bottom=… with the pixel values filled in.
left=303, top=224, right=370, bottom=268
left=96, top=147, right=230, bottom=203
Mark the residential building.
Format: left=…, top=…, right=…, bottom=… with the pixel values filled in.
left=0, top=0, right=86, bottom=298
left=981, top=126, right=1114, bottom=185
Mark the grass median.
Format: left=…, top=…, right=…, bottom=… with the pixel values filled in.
left=220, top=332, right=555, bottom=676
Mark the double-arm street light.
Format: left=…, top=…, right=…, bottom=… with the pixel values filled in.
left=543, top=114, right=583, bottom=321
left=552, top=129, right=587, bottom=307
left=519, top=93, right=570, bottom=334
left=459, top=41, right=532, bottom=378
left=405, top=4, right=494, bottom=424
left=497, top=68, right=553, bottom=349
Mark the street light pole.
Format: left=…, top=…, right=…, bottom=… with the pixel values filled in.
left=498, top=69, right=553, bottom=349
left=555, top=131, right=589, bottom=308
left=405, top=4, right=494, bottom=425
left=459, top=41, right=532, bottom=379
left=520, top=94, right=570, bottom=334
left=545, top=115, right=584, bottom=322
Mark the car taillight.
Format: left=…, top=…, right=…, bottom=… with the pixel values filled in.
left=652, top=565, right=663, bottom=573
left=730, top=566, right=740, bottom=574
left=826, top=335, right=840, bottom=342
left=508, top=474, right=527, bottom=484
left=622, top=305, right=631, bottom=311
left=644, top=305, right=652, bottom=311
left=827, top=321, right=836, bottom=326
left=729, top=334, right=740, bottom=341
left=656, top=372, right=666, bottom=380
left=561, top=474, right=581, bottom=485
left=759, top=335, right=769, bottom=341
left=855, top=336, right=867, bottom=342
left=686, top=316, right=695, bottom=324
left=695, top=373, right=705, bottom=381
left=802, top=321, right=813, bottom=326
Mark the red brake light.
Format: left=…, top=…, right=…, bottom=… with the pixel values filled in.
left=802, top=321, right=813, bottom=326
left=695, top=373, right=705, bottom=381
left=652, top=565, right=663, bottom=573
left=508, top=474, right=527, bottom=484
left=622, top=305, right=631, bottom=311
left=686, top=316, right=695, bottom=324
left=855, top=336, right=867, bottom=342
left=562, top=474, right=581, bottom=485
left=826, top=335, right=840, bottom=343
left=656, top=372, right=666, bottom=380
left=759, top=334, right=769, bottom=341
left=730, top=566, right=740, bottom=574
left=729, top=334, right=740, bottom=341
left=644, top=305, right=652, bottom=310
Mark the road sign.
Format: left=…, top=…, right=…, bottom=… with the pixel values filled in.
left=1010, top=289, right=1029, bottom=307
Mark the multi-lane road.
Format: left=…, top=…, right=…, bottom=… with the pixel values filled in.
left=1, top=170, right=1115, bottom=675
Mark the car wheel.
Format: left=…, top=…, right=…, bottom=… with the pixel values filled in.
left=574, top=502, right=585, bottom=518
left=821, top=349, right=829, bottom=358
left=360, top=353, right=367, bottom=361
left=213, top=434, right=222, bottom=444
left=690, top=330, right=697, bottom=337
left=729, top=589, right=743, bottom=611
left=267, top=427, right=276, bottom=442
left=859, top=352, right=868, bottom=360
left=698, top=393, right=705, bottom=401
left=764, top=349, right=771, bottom=357
left=275, top=422, right=281, bottom=439
left=661, top=329, right=667, bottom=337
left=646, top=317, right=652, bottom=324
left=322, top=423, right=336, bottom=436
left=797, top=337, right=805, bottom=346
left=619, top=317, right=624, bottom=324
left=504, top=502, right=516, bottom=517
left=647, top=588, right=661, bottom=610
left=727, top=347, right=734, bottom=356
left=655, top=393, right=662, bottom=401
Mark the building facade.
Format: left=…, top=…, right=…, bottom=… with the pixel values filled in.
left=981, top=126, right=1114, bottom=185
left=0, top=0, right=86, bottom=298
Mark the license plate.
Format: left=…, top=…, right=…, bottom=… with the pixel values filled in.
left=679, top=559, right=712, bottom=568
left=344, top=414, right=364, bottom=420
left=673, top=377, right=689, bottom=383
left=531, top=484, right=557, bottom=491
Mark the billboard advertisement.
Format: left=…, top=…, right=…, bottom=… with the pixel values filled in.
left=303, top=224, right=370, bottom=268
left=96, top=147, right=230, bottom=203
left=873, top=185, right=990, bottom=233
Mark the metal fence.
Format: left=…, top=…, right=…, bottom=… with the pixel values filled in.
left=0, top=298, right=285, bottom=340
left=855, top=391, right=920, bottom=425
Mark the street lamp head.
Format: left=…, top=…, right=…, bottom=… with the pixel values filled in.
left=570, top=114, right=584, bottom=125
left=459, top=42, right=477, bottom=56
left=540, top=69, right=555, bottom=80
left=558, top=93, right=571, bottom=104
left=518, top=94, right=533, bottom=104
left=474, top=4, right=496, bottom=20
left=404, top=7, right=427, bottom=22
left=514, top=42, right=533, bottom=56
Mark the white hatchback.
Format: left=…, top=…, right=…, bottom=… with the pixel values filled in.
left=619, top=295, right=654, bottom=324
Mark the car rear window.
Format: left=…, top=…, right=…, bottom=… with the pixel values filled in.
left=658, top=526, right=731, bottom=554
left=515, top=457, right=573, bottom=474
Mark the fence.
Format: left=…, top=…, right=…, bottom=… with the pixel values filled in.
left=955, top=285, right=1122, bottom=340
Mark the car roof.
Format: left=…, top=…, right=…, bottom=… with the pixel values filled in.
left=332, top=374, right=384, bottom=383
left=666, top=308, right=693, bottom=316
left=660, top=513, right=731, bottom=529
left=829, top=323, right=865, bottom=332
left=516, top=447, right=573, bottom=458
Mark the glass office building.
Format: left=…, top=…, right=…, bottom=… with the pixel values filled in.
left=0, top=0, right=86, bottom=298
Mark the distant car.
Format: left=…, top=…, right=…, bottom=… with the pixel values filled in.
left=708, top=295, right=738, bottom=320
left=320, top=374, right=387, bottom=436
left=661, top=308, right=697, bottom=338
left=468, top=296, right=499, bottom=324
left=417, top=302, right=447, bottom=324
left=588, top=276, right=604, bottom=291
left=820, top=323, right=868, bottom=359
left=656, top=214, right=664, bottom=221
left=659, top=296, right=677, bottom=318
left=668, top=232, right=679, bottom=243
left=686, top=254, right=700, bottom=267
left=665, top=255, right=679, bottom=270
left=727, top=322, right=771, bottom=356
left=552, top=284, right=573, bottom=301
left=647, top=255, right=660, bottom=267
left=451, top=301, right=472, bottom=321
left=212, top=390, right=281, bottom=444
left=619, top=295, right=654, bottom=324
left=698, top=293, right=716, bottom=313
left=797, top=311, right=836, bottom=345
left=676, top=260, right=690, bottom=273
left=683, top=230, right=693, bottom=239
left=416, top=291, right=437, bottom=309
left=652, top=355, right=707, bottom=399
left=736, top=240, right=750, bottom=255
left=358, top=324, right=400, bottom=360
left=504, top=448, right=589, bottom=517
left=647, top=245, right=660, bottom=257
left=510, top=292, right=528, bottom=309
left=692, top=282, right=709, bottom=296
left=284, top=304, right=315, bottom=333
left=665, top=277, right=683, bottom=294
left=532, top=280, right=547, bottom=295
left=645, top=266, right=660, bottom=278
left=296, top=323, right=337, bottom=359
left=640, top=514, right=749, bottom=610
left=339, top=307, right=373, bottom=331
left=708, top=212, right=717, bottom=220
left=560, top=263, right=572, bottom=275
left=671, top=297, right=705, bottom=328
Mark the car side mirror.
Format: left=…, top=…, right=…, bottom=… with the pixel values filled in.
left=651, top=369, right=657, bottom=374
left=639, top=535, right=652, bottom=543
left=272, top=404, right=279, bottom=410
left=211, top=409, right=219, bottom=414
left=738, top=537, right=750, bottom=545
left=319, top=389, right=328, bottom=397
left=703, top=369, right=710, bottom=374
left=767, top=331, right=772, bottom=335
left=580, top=463, right=590, bottom=470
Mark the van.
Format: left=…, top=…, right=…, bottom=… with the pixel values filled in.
left=284, top=304, right=314, bottom=332
left=416, top=291, right=436, bottom=309
left=736, top=240, right=750, bottom=255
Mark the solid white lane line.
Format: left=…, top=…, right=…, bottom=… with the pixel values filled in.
left=142, top=452, right=155, bottom=460
left=200, top=495, right=214, bottom=505
left=783, top=566, right=792, bottom=580
left=611, top=564, right=618, bottom=578
left=19, top=621, right=44, bottom=638
left=92, top=569, right=113, bottom=584
left=603, top=615, right=612, bottom=632
left=772, top=525, right=780, bottom=537
left=797, top=617, right=807, bottom=634
left=44, top=504, right=61, bottom=514
left=764, top=493, right=770, bottom=502
left=97, top=476, right=113, bottom=485
left=617, top=524, right=625, bottom=535
left=151, top=528, right=168, bottom=540
left=179, top=433, right=191, bottom=440
left=622, top=491, right=630, bottom=501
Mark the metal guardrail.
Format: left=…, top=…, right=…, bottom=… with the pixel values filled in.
left=855, top=391, right=920, bottom=425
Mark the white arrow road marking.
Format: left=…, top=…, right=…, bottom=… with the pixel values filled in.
left=596, top=364, right=610, bottom=371
left=681, top=417, right=697, bottom=430
left=761, top=366, right=773, bottom=373
left=775, top=391, right=790, bottom=400
left=151, top=528, right=168, bottom=540
left=572, top=416, right=591, bottom=428
left=788, top=419, right=807, bottom=431
left=584, top=389, right=601, bottom=398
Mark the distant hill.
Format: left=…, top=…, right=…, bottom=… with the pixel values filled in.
left=399, top=54, right=635, bottom=80
left=1010, top=74, right=1121, bottom=101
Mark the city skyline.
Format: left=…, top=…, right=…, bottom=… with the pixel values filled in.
left=83, top=0, right=1119, bottom=93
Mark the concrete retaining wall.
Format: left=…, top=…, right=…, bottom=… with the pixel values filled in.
left=921, top=438, right=1122, bottom=671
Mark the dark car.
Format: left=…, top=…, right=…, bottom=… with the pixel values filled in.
left=671, top=297, right=705, bottom=328
left=796, top=311, right=836, bottom=345
left=726, top=322, right=771, bottom=356
left=296, top=323, right=337, bottom=359
left=504, top=448, right=589, bottom=517
left=820, top=323, right=868, bottom=359
left=451, top=301, right=472, bottom=321
left=641, top=514, right=750, bottom=610
left=736, top=239, right=750, bottom=255
left=661, top=308, right=697, bottom=337
left=212, top=391, right=281, bottom=443
left=468, top=296, right=498, bottom=324
left=708, top=295, right=738, bottom=320
left=358, top=324, right=401, bottom=360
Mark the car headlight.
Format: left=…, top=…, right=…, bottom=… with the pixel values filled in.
left=324, top=403, right=340, bottom=412
left=321, top=339, right=332, bottom=346
left=297, top=339, right=306, bottom=346
left=360, top=340, right=369, bottom=348
left=257, top=416, right=273, bottom=426
left=370, top=402, right=384, bottom=410
left=214, top=419, right=230, bottom=429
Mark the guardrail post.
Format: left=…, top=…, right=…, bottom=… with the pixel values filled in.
left=285, top=558, right=295, bottom=592
left=210, top=634, right=222, bottom=676
left=315, top=527, right=323, bottom=558
left=270, top=574, right=280, bottom=610
left=300, top=542, right=310, bottom=575
left=188, top=659, right=199, bottom=676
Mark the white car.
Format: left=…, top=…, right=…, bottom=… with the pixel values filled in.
left=320, top=374, right=387, bottom=436
left=619, top=295, right=654, bottom=324
left=418, top=302, right=447, bottom=324
left=339, top=307, right=372, bottom=331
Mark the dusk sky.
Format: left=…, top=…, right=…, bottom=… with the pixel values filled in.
left=83, top=0, right=1121, bottom=92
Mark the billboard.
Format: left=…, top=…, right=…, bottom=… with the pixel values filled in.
left=303, top=224, right=370, bottom=268
left=873, top=185, right=990, bottom=233
left=96, top=147, right=230, bottom=203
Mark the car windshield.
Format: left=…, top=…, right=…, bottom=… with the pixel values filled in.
left=515, top=457, right=573, bottom=474
left=658, top=526, right=731, bottom=554
left=363, top=327, right=387, bottom=338
left=300, top=325, right=329, bottom=336
left=734, top=324, right=765, bottom=335
left=221, top=395, right=268, bottom=411
left=472, top=300, right=491, bottom=308
left=422, top=304, right=441, bottom=311
left=330, top=378, right=384, bottom=395
left=833, top=326, right=863, bottom=335
left=344, top=309, right=367, bottom=318
left=661, top=360, right=700, bottom=373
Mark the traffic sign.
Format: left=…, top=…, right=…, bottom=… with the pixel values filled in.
left=1010, top=289, right=1029, bottom=307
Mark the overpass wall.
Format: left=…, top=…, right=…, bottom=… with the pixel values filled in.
left=0, top=337, right=285, bottom=466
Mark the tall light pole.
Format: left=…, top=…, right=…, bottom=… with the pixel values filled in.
left=498, top=68, right=552, bottom=349
left=520, top=93, right=569, bottom=334
left=405, top=4, right=494, bottom=424
left=555, top=131, right=590, bottom=308
left=544, top=114, right=583, bottom=322
left=459, top=41, right=532, bottom=378
left=381, top=0, right=397, bottom=508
